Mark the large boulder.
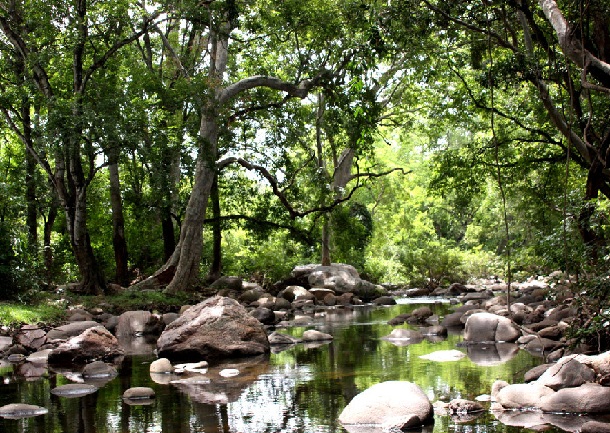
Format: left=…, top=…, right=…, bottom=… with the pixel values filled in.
left=14, top=325, right=46, bottom=351
left=536, top=355, right=596, bottom=390
left=464, top=312, right=521, bottom=343
left=48, top=326, right=124, bottom=365
left=156, top=296, right=269, bottom=362
left=294, top=264, right=384, bottom=300
left=494, top=382, right=555, bottom=409
left=115, top=311, right=152, bottom=338
left=539, top=383, right=610, bottom=413
left=339, top=381, right=433, bottom=427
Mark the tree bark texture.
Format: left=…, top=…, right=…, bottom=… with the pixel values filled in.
left=108, top=153, right=129, bottom=286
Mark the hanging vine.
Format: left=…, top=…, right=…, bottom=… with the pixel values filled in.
left=485, top=4, right=512, bottom=312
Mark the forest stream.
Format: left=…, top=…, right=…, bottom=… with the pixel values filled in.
left=0, top=299, right=595, bottom=433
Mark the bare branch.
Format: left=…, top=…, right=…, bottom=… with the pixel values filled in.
left=218, top=156, right=407, bottom=219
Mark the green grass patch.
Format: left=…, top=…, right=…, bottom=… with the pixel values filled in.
left=76, top=289, right=196, bottom=315
left=0, top=302, right=66, bottom=327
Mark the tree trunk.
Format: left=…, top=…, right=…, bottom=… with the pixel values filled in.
left=208, top=174, right=222, bottom=282
left=108, top=151, right=129, bottom=286
left=43, top=194, right=58, bottom=287
left=161, top=211, right=175, bottom=262
left=23, top=91, right=37, bottom=255
left=164, top=112, right=219, bottom=293
left=321, top=215, right=332, bottom=266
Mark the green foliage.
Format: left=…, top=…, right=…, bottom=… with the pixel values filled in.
left=331, top=202, right=373, bottom=270
left=78, top=290, right=193, bottom=315
left=217, top=228, right=312, bottom=285
left=0, top=301, right=65, bottom=327
left=569, top=274, right=610, bottom=351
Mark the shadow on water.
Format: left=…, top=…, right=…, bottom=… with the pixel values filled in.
left=0, top=300, right=596, bottom=433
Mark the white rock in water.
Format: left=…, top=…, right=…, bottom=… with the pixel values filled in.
left=419, top=349, right=466, bottom=362
left=219, top=368, right=240, bottom=377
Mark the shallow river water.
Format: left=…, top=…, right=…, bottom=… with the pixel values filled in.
left=0, top=299, right=593, bottom=433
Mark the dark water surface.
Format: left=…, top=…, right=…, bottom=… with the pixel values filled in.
left=0, top=299, right=575, bottom=432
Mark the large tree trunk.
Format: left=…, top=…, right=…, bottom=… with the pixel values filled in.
left=108, top=150, right=129, bottom=286
left=164, top=112, right=219, bottom=293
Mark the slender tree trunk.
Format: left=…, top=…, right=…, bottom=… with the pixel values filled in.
left=321, top=215, right=332, bottom=266
left=108, top=149, right=129, bottom=286
left=43, top=194, right=58, bottom=286
left=21, top=90, right=38, bottom=255
left=161, top=146, right=180, bottom=261
left=208, top=174, right=222, bottom=281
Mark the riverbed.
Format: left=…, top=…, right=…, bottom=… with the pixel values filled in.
left=0, top=299, right=566, bottom=433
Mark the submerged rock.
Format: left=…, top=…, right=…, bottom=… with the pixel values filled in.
left=51, top=383, right=98, bottom=398
left=0, top=403, right=48, bottom=419
left=301, top=330, right=333, bottom=342
left=267, top=332, right=300, bottom=345
left=419, top=349, right=465, bottom=362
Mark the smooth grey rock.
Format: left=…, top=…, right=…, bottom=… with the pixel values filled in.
left=536, top=355, right=596, bottom=390
left=123, top=386, right=155, bottom=400
left=51, top=383, right=98, bottom=398
left=150, top=358, right=174, bottom=374
left=115, top=310, right=152, bottom=338
left=495, top=383, right=555, bottom=409
left=339, top=381, right=433, bottom=426
left=0, top=403, right=48, bottom=419
left=46, top=321, right=100, bottom=341
left=582, top=421, right=610, bottom=433
left=539, top=383, right=610, bottom=413
left=82, top=361, right=118, bottom=378
left=464, top=313, right=520, bottom=343
left=26, top=349, right=53, bottom=364
left=278, top=285, right=313, bottom=302
left=301, top=330, right=333, bottom=342
left=524, top=363, right=552, bottom=382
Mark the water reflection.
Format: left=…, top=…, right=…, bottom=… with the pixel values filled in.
left=0, top=301, right=571, bottom=433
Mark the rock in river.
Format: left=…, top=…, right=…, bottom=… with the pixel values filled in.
left=339, top=381, right=433, bottom=428
left=0, top=403, right=48, bottom=419
left=51, top=383, right=98, bottom=398
left=48, top=326, right=124, bottom=365
left=157, top=296, right=269, bottom=362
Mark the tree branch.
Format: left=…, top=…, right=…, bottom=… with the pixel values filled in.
left=203, top=214, right=315, bottom=245
left=538, top=0, right=610, bottom=87
left=218, top=156, right=407, bottom=219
